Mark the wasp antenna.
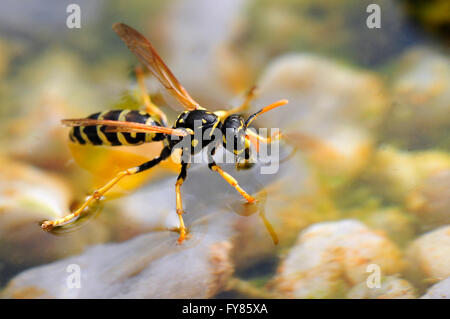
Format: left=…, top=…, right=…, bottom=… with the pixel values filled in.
left=245, top=99, right=289, bottom=127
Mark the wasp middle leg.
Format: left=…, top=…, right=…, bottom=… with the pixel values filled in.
left=175, top=160, right=190, bottom=244
left=41, top=146, right=171, bottom=231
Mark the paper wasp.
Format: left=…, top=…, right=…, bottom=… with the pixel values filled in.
left=41, top=23, right=288, bottom=244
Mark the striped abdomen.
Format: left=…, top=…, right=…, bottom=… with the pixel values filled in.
left=69, top=109, right=165, bottom=146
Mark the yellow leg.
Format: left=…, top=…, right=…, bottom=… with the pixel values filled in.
left=246, top=129, right=282, bottom=144
left=175, top=163, right=189, bottom=244
left=209, top=163, right=256, bottom=203
left=259, top=211, right=279, bottom=245
left=247, top=130, right=302, bottom=164
left=135, top=65, right=168, bottom=126
left=214, top=86, right=258, bottom=120
left=41, top=146, right=172, bottom=231
left=41, top=167, right=139, bottom=231
left=229, top=86, right=258, bottom=114
left=245, top=129, right=282, bottom=155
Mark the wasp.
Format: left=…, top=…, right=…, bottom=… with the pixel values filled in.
left=41, top=23, right=288, bottom=244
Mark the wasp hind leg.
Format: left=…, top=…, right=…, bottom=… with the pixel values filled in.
left=41, top=147, right=171, bottom=231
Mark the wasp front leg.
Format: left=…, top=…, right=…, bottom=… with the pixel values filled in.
left=209, top=163, right=256, bottom=203
left=246, top=128, right=304, bottom=165
left=246, top=129, right=282, bottom=148
left=207, top=146, right=256, bottom=203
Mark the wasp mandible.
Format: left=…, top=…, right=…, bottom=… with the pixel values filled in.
left=41, top=23, right=288, bottom=244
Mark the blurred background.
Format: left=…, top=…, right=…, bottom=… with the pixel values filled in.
left=0, top=0, right=449, bottom=299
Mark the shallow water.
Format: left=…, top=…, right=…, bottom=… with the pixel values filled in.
left=0, top=0, right=449, bottom=299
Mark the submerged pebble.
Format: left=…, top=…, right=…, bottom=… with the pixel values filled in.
left=421, top=277, right=450, bottom=299
left=363, top=207, right=416, bottom=246
left=406, top=169, right=450, bottom=228
left=347, top=275, right=416, bottom=299
left=386, top=48, right=450, bottom=148
left=365, top=146, right=450, bottom=204
left=271, top=220, right=405, bottom=298
left=252, top=54, right=389, bottom=186
left=1, top=213, right=235, bottom=298
left=0, top=157, right=110, bottom=266
left=405, top=225, right=450, bottom=286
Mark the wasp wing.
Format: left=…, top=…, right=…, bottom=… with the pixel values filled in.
left=113, top=22, right=201, bottom=111
left=62, top=118, right=189, bottom=137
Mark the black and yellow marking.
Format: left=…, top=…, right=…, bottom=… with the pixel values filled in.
left=175, top=159, right=190, bottom=244
left=62, top=103, right=285, bottom=244
left=42, top=22, right=289, bottom=246
left=69, top=109, right=165, bottom=146
left=221, top=114, right=246, bottom=155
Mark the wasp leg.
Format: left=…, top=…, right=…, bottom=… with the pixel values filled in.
left=214, top=86, right=257, bottom=120
left=208, top=162, right=256, bottom=203
left=246, top=129, right=300, bottom=164
left=245, top=129, right=282, bottom=156
left=175, top=161, right=189, bottom=244
left=246, top=129, right=282, bottom=145
left=135, top=65, right=168, bottom=127
left=207, top=145, right=255, bottom=203
left=41, top=147, right=171, bottom=231
left=259, top=210, right=279, bottom=245
left=230, top=86, right=257, bottom=114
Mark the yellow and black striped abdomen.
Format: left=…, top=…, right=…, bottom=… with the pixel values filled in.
left=69, top=109, right=165, bottom=146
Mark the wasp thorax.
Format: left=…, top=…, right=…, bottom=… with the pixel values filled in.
left=222, top=114, right=246, bottom=155
left=172, top=110, right=222, bottom=154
